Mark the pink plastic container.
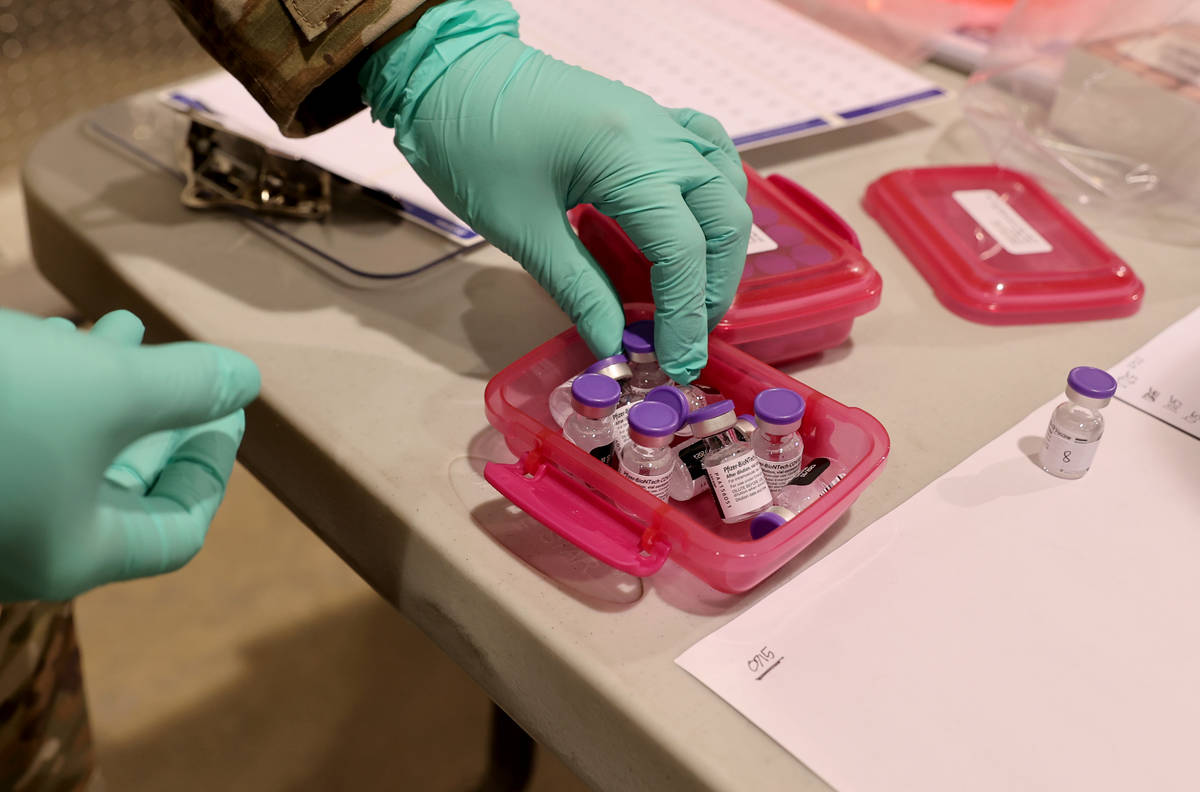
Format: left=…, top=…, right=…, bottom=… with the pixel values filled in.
left=573, top=166, right=883, bottom=365
left=483, top=309, right=890, bottom=594
left=863, top=166, right=1145, bottom=324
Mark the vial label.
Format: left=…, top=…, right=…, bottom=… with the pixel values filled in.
left=676, top=439, right=709, bottom=483
left=589, top=442, right=615, bottom=467
left=612, top=403, right=632, bottom=450
left=747, top=223, right=779, bottom=255
left=789, top=457, right=831, bottom=487
left=1041, top=424, right=1100, bottom=476
left=618, top=462, right=672, bottom=501
left=758, top=456, right=803, bottom=493
left=706, top=449, right=772, bottom=520
left=952, top=189, right=1053, bottom=256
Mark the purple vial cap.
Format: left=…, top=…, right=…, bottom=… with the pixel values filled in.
left=750, top=510, right=788, bottom=540
left=1067, top=366, right=1118, bottom=400
left=628, top=401, right=681, bottom=437
left=737, top=414, right=758, bottom=427
left=622, top=320, right=656, bottom=355
left=586, top=354, right=628, bottom=373
left=571, top=373, right=621, bottom=409
left=644, top=385, right=690, bottom=419
left=754, top=388, right=806, bottom=426
left=685, top=400, right=736, bottom=425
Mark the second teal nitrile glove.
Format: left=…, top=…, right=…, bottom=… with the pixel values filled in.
left=0, top=309, right=260, bottom=602
left=360, top=0, right=751, bottom=383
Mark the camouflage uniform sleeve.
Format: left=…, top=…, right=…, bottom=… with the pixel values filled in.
left=166, top=0, right=435, bottom=137
left=0, top=603, right=95, bottom=792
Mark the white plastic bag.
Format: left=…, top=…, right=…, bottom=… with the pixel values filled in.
left=963, top=0, right=1200, bottom=244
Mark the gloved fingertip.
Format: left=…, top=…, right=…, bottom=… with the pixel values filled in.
left=42, top=316, right=76, bottom=333
left=577, top=310, right=625, bottom=361
left=659, top=344, right=707, bottom=385
left=210, top=347, right=263, bottom=414
left=91, top=309, right=146, bottom=345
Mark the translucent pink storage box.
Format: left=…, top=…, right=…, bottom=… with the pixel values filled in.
left=573, top=166, right=883, bottom=365
left=483, top=310, right=890, bottom=594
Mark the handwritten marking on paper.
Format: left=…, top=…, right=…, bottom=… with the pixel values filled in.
left=748, top=647, right=783, bottom=680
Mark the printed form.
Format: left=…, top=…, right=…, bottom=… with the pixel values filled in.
left=161, top=0, right=945, bottom=242
left=678, top=306, right=1200, bottom=792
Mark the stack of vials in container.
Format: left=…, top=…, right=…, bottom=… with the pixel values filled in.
left=549, top=320, right=847, bottom=538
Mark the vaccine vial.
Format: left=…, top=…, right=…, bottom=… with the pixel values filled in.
left=563, top=373, right=621, bottom=466
left=749, top=457, right=847, bottom=540
left=1039, top=366, right=1118, bottom=479
left=547, top=354, right=640, bottom=428
left=587, top=354, right=640, bottom=453
left=618, top=401, right=683, bottom=502
left=621, top=319, right=708, bottom=411
left=623, top=320, right=671, bottom=393
left=548, top=374, right=580, bottom=428
left=668, top=414, right=759, bottom=501
left=686, top=401, right=772, bottom=523
left=751, top=388, right=807, bottom=494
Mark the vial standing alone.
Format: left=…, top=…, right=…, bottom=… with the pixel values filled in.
left=563, top=373, right=621, bottom=466
left=1039, top=366, right=1118, bottom=480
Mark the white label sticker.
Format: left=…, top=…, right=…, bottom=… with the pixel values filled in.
left=706, top=449, right=773, bottom=520
left=611, top=402, right=633, bottom=452
left=747, top=223, right=779, bottom=255
left=759, top=456, right=803, bottom=494
left=1039, top=423, right=1101, bottom=476
left=619, top=460, right=672, bottom=501
left=952, top=190, right=1053, bottom=256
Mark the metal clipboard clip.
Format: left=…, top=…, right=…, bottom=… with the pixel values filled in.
left=180, top=119, right=332, bottom=220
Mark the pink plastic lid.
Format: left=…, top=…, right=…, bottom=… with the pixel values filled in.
left=574, top=166, right=883, bottom=347
left=863, top=166, right=1144, bottom=324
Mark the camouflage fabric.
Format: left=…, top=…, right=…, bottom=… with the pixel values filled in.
left=0, top=603, right=95, bottom=792
left=167, top=0, right=431, bottom=137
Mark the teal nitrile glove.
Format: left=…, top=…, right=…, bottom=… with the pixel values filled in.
left=0, top=309, right=261, bottom=602
left=360, top=0, right=751, bottom=383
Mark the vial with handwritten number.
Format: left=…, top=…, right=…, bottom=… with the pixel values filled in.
left=1039, top=367, right=1118, bottom=479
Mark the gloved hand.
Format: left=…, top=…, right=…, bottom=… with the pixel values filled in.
left=360, top=0, right=751, bottom=383
left=0, top=309, right=261, bottom=602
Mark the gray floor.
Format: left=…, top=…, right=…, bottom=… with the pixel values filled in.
left=76, top=465, right=589, bottom=792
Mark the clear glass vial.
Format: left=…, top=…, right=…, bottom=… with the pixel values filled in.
left=1039, top=366, right=1118, bottom=480
left=686, top=401, right=773, bottom=523
left=749, top=457, right=848, bottom=539
left=548, top=354, right=638, bottom=428
left=750, top=388, right=807, bottom=494
left=563, top=373, right=621, bottom=467
left=618, top=401, right=682, bottom=502
left=621, top=319, right=707, bottom=411
left=669, top=414, right=758, bottom=501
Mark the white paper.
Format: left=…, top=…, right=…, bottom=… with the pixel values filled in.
left=162, top=74, right=479, bottom=244
left=678, top=316, right=1200, bottom=791
left=1111, top=306, right=1200, bottom=440
left=516, top=0, right=947, bottom=148
left=162, top=0, right=944, bottom=243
